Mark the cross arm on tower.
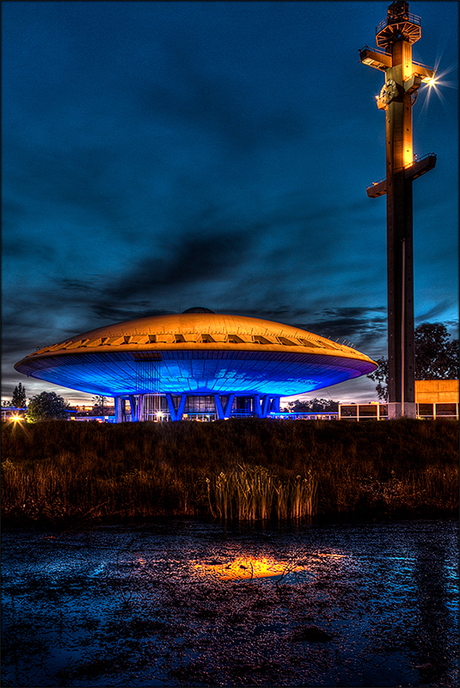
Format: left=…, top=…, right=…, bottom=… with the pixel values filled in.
left=366, top=153, right=437, bottom=198
left=359, top=46, right=392, bottom=71
left=359, top=46, right=435, bottom=84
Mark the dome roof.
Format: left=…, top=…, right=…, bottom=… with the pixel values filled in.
left=182, top=306, right=215, bottom=313
left=17, top=312, right=374, bottom=362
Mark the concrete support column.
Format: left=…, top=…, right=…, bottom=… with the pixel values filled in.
left=214, top=394, right=224, bottom=420
left=261, top=395, right=270, bottom=418
left=224, top=393, right=235, bottom=417
left=388, top=402, right=416, bottom=419
left=137, top=394, right=144, bottom=422
left=271, top=397, right=281, bottom=413
left=176, top=394, right=187, bottom=421
left=114, top=396, right=124, bottom=423
left=383, top=44, right=417, bottom=415
left=129, top=395, right=138, bottom=422
left=253, top=394, right=261, bottom=417
left=165, top=393, right=187, bottom=421
left=165, top=394, right=177, bottom=421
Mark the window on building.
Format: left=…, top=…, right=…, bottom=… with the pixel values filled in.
left=418, top=403, right=434, bottom=418
left=358, top=405, right=378, bottom=417
left=340, top=405, right=358, bottom=418
left=435, top=403, right=457, bottom=417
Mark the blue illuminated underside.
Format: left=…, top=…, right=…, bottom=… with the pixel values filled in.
left=16, top=350, right=375, bottom=397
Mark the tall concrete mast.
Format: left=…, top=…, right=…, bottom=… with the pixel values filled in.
left=360, top=1, right=436, bottom=418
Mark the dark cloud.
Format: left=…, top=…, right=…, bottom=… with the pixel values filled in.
left=4, top=142, right=127, bottom=228
left=106, top=232, right=250, bottom=300
left=288, top=307, right=388, bottom=355
left=89, top=303, right=171, bottom=325
left=2, top=198, right=28, bottom=231
left=138, top=31, right=306, bottom=153
left=140, top=79, right=305, bottom=153
left=415, top=301, right=457, bottom=324
left=1, top=199, right=57, bottom=261
left=2, top=240, right=56, bottom=262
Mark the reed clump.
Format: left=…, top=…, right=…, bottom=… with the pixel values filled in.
left=1, top=418, right=457, bottom=525
left=206, top=465, right=317, bottom=522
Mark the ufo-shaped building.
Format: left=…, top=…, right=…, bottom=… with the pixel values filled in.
left=15, top=308, right=377, bottom=421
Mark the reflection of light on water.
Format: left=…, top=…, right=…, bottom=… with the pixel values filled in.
left=193, top=552, right=345, bottom=581
left=312, top=553, right=344, bottom=558
left=194, top=555, right=300, bottom=580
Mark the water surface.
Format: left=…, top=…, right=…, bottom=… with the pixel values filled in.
left=1, top=519, right=458, bottom=686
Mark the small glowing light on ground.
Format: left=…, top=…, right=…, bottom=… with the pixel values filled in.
left=7, top=415, right=31, bottom=438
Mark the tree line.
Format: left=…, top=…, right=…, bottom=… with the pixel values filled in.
left=367, top=323, right=458, bottom=400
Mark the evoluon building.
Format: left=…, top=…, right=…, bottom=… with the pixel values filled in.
left=15, top=308, right=377, bottom=422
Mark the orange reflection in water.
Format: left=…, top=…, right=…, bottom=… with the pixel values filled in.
left=194, top=555, right=305, bottom=581
left=194, top=552, right=346, bottom=581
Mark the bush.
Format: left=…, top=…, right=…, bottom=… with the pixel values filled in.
left=25, top=392, right=70, bottom=422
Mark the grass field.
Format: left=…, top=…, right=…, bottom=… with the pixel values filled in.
left=1, top=418, right=458, bottom=525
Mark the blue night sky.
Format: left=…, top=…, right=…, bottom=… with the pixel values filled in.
left=2, top=1, right=458, bottom=405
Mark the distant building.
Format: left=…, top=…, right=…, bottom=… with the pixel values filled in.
left=69, top=407, right=115, bottom=422
left=339, top=402, right=388, bottom=421
left=414, top=380, right=459, bottom=420
left=339, top=380, right=459, bottom=421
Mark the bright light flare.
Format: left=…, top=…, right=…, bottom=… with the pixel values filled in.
left=7, top=414, right=31, bottom=438
left=417, top=53, right=458, bottom=120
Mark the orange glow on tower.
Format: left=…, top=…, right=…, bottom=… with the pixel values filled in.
left=359, top=1, right=436, bottom=418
